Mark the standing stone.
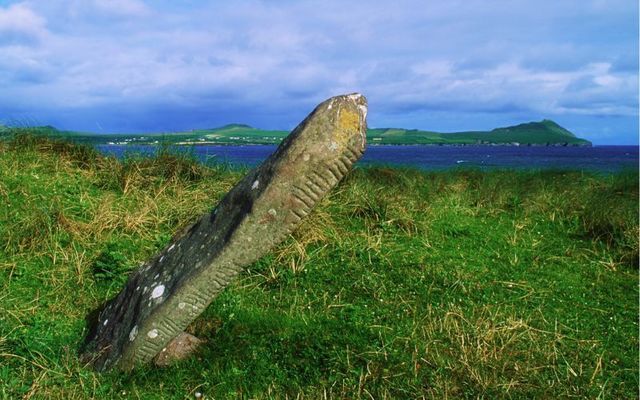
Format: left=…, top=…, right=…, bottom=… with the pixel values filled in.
left=81, top=93, right=368, bottom=371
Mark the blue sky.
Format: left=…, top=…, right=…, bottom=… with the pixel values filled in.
left=0, top=0, right=637, bottom=144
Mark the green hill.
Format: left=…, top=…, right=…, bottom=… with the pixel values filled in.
left=367, top=120, right=591, bottom=146
left=1, top=119, right=592, bottom=146
left=190, top=124, right=289, bottom=144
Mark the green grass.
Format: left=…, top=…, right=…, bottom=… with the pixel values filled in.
left=0, top=131, right=636, bottom=399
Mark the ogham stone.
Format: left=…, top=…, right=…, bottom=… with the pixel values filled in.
left=81, top=93, right=368, bottom=371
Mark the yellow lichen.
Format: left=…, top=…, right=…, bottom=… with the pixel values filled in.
left=338, top=108, right=359, bottom=133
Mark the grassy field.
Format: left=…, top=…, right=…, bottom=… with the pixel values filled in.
left=0, top=131, right=636, bottom=399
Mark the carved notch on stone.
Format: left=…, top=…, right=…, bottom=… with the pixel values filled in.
left=81, top=93, right=368, bottom=371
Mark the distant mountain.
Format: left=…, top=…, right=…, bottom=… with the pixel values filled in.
left=367, top=119, right=591, bottom=146
left=1, top=120, right=591, bottom=147
left=214, top=123, right=254, bottom=130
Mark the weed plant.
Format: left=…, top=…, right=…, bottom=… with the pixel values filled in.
left=0, top=131, right=637, bottom=398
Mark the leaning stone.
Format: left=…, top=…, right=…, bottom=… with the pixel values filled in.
left=80, top=93, right=368, bottom=371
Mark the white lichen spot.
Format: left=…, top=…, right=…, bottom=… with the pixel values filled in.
left=358, top=104, right=368, bottom=121
left=178, top=302, right=187, bottom=310
left=251, top=180, right=259, bottom=190
left=303, top=153, right=310, bottom=161
left=147, top=329, right=159, bottom=339
left=268, top=208, right=277, bottom=216
left=103, top=319, right=109, bottom=326
left=151, top=285, right=165, bottom=299
left=129, top=325, right=138, bottom=341
left=328, top=141, right=338, bottom=151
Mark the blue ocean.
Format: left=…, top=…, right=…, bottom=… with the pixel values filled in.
left=96, top=144, right=638, bottom=173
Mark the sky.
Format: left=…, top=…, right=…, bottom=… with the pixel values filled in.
left=0, top=1, right=637, bottom=144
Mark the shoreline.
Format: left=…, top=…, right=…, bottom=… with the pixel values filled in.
left=94, top=141, right=598, bottom=147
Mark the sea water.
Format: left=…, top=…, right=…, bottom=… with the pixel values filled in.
left=96, top=144, right=638, bottom=173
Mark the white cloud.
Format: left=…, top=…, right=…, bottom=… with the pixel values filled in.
left=376, top=58, right=638, bottom=116
left=0, top=3, right=48, bottom=45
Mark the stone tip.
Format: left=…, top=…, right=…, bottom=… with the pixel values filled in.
left=344, top=93, right=367, bottom=127
left=322, top=93, right=368, bottom=132
left=329, top=93, right=367, bottom=121
left=343, top=92, right=366, bottom=107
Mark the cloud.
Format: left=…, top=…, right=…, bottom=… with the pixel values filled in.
left=381, top=60, right=638, bottom=117
left=0, top=2, right=48, bottom=45
left=0, top=0, right=636, bottom=143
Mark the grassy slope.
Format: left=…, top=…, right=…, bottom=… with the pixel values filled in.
left=3, top=120, right=592, bottom=146
left=0, top=133, right=637, bottom=399
left=12, top=124, right=291, bottom=146
left=193, top=124, right=289, bottom=145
